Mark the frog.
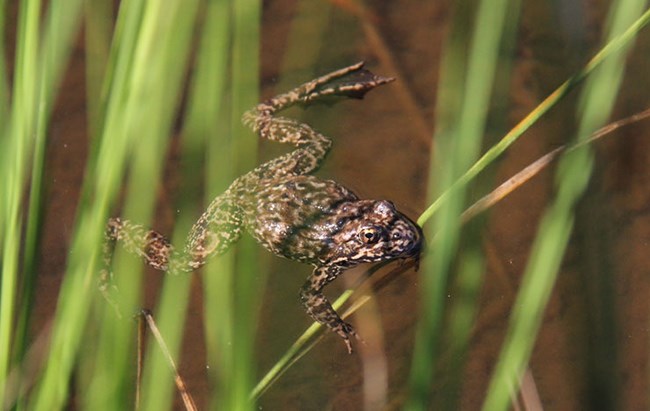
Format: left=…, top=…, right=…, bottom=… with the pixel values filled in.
left=101, top=62, right=424, bottom=353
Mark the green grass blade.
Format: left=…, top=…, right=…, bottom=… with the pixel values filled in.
left=181, top=0, right=235, bottom=409
left=1, top=0, right=84, bottom=407
left=481, top=1, right=647, bottom=409
left=274, top=0, right=332, bottom=86
left=246, top=2, right=332, bottom=398
left=77, top=0, right=203, bottom=407
left=0, top=0, right=8, bottom=123
left=0, top=1, right=41, bottom=406
left=184, top=0, right=261, bottom=408
left=405, top=0, right=518, bottom=408
left=11, top=0, right=84, bottom=377
left=105, top=1, right=201, bottom=410
left=437, top=0, right=521, bottom=406
left=29, top=0, right=146, bottom=407
left=229, top=0, right=261, bottom=408
left=417, top=5, right=650, bottom=227
left=84, top=0, right=113, bottom=136
left=251, top=290, right=351, bottom=399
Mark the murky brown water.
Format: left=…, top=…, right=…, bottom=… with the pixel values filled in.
left=16, top=0, right=650, bottom=409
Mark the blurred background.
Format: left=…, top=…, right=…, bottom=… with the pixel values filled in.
left=2, top=0, right=650, bottom=410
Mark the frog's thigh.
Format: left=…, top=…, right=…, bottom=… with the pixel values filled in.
left=184, top=198, right=243, bottom=267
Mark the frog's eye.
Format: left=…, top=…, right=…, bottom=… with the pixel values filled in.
left=359, top=227, right=380, bottom=244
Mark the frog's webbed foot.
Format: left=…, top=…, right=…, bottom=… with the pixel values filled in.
left=300, top=62, right=395, bottom=105
left=300, top=265, right=363, bottom=353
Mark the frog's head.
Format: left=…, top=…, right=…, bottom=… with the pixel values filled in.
left=327, top=200, right=424, bottom=268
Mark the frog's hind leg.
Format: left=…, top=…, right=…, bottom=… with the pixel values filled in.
left=100, top=195, right=243, bottom=308
left=250, top=62, right=394, bottom=116
left=184, top=193, right=243, bottom=269
left=242, top=62, right=393, bottom=178
left=101, top=218, right=192, bottom=280
left=99, top=218, right=184, bottom=312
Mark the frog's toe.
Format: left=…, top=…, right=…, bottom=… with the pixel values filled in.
left=303, top=64, right=394, bottom=104
left=335, top=321, right=364, bottom=354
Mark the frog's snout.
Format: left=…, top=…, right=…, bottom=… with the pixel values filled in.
left=390, top=216, right=423, bottom=255
left=398, top=217, right=424, bottom=269
left=409, top=225, right=424, bottom=255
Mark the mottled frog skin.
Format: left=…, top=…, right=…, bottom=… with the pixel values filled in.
left=102, top=63, right=424, bottom=352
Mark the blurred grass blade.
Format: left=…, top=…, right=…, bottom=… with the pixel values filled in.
left=84, top=0, right=113, bottom=135
left=275, top=0, right=332, bottom=86
left=251, top=291, right=350, bottom=399
left=0, top=0, right=9, bottom=123
left=129, top=0, right=202, bottom=404
left=29, top=0, right=148, bottom=408
left=12, top=0, right=84, bottom=383
left=461, top=107, right=650, bottom=222
left=418, top=5, right=650, bottom=227
left=86, top=0, right=202, bottom=410
left=227, top=0, right=261, bottom=408
left=180, top=0, right=234, bottom=409
left=481, top=1, right=647, bottom=410
left=405, top=0, right=519, bottom=408
left=1, top=1, right=42, bottom=406
left=1, top=0, right=83, bottom=408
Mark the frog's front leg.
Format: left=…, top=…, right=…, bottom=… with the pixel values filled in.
left=300, top=265, right=359, bottom=353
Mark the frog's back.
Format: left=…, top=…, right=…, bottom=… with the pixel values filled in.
left=243, top=175, right=358, bottom=263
